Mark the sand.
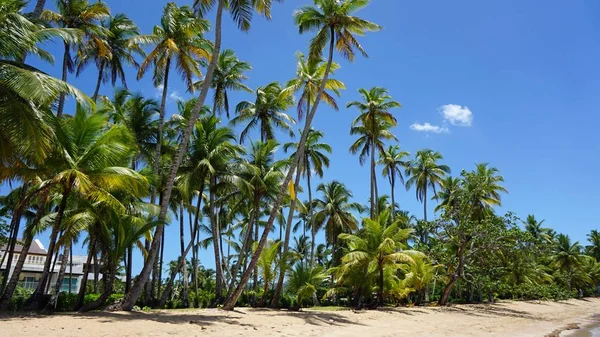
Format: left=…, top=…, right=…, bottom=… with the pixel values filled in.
left=1, top=298, right=599, bottom=337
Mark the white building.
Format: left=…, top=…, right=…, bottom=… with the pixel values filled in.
left=0, top=239, right=89, bottom=294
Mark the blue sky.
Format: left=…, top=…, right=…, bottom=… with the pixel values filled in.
left=12, top=0, right=600, bottom=273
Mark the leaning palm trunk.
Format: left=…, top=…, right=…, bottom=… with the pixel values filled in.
left=222, top=27, right=337, bottom=311
left=43, top=242, right=71, bottom=313
left=270, top=159, right=303, bottom=306
left=79, top=263, right=115, bottom=312
left=225, top=194, right=258, bottom=298
left=92, top=61, right=105, bottom=102
left=0, top=191, right=48, bottom=310
left=76, top=235, right=96, bottom=310
left=0, top=195, right=25, bottom=293
left=28, top=187, right=71, bottom=309
left=56, top=42, right=70, bottom=118
left=159, top=224, right=198, bottom=308
left=116, top=0, right=223, bottom=311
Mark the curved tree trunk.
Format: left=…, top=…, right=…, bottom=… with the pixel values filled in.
left=76, top=235, right=95, bottom=310
left=115, top=0, right=224, bottom=312
left=57, top=42, right=70, bottom=118
left=0, top=190, right=48, bottom=309
left=125, top=246, right=132, bottom=294
left=0, top=186, right=27, bottom=293
left=390, top=174, right=396, bottom=221
left=79, top=263, right=115, bottom=312
left=222, top=26, right=337, bottom=311
left=271, top=160, right=303, bottom=307
left=92, top=62, right=105, bottom=102
left=43, top=242, right=71, bottom=313
left=159, top=225, right=198, bottom=308
left=27, top=187, right=70, bottom=309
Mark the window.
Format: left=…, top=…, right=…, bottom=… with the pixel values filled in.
left=21, top=277, right=38, bottom=290
left=60, top=277, right=78, bottom=293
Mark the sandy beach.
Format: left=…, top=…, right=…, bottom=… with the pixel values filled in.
left=1, top=298, right=599, bottom=337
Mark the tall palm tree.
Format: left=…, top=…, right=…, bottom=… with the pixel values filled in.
left=195, top=49, right=252, bottom=117
left=41, top=0, right=110, bottom=117
left=405, top=149, right=450, bottom=223
left=337, top=210, right=421, bottom=306
left=312, top=181, right=364, bottom=266
left=284, top=129, right=332, bottom=268
left=586, top=230, right=600, bottom=262
left=136, top=2, right=210, bottom=202
left=76, top=14, right=144, bottom=101
left=348, top=87, right=400, bottom=218
left=379, top=145, right=409, bottom=221
left=219, top=1, right=383, bottom=310
left=231, top=81, right=295, bottom=143
left=285, top=52, right=345, bottom=121
left=180, top=114, right=242, bottom=303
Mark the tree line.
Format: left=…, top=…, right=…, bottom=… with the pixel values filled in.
left=0, top=0, right=598, bottom=313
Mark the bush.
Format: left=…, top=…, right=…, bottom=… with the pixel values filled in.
left=8, top=287, right=32, bottom=311
left=498, top=283, right=577, bottom=301
left=56, top=293, right=77, bottom=312
left=189, top=290, right=215, bottom=308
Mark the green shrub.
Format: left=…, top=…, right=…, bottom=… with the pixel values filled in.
left=8, top=287, right=32, bottom=311
left=56, top=293, right=77, bottom=312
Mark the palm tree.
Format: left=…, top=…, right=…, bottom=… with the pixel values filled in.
left=217, top=1, right=383, bottom=310
left=284, top=129, right=331, bottom=268
left=523, top=215, right=552, bottom=244
left=27, top=104, right=148, bottom=312
left=285, top=52, right=345, bottom=121
left=195, top=49, right=252, bottom=117
left=231, top=81, right=295, bottom=143
left=286, top=263, right=327, bottom=307
left=312, top=181, right=364, bottom=266
left=180, top=114, right=242, bottom=303
left=400, top=254, right=442, bottom=305
left=0, top=0, right=88, bottom=166
left=379, top=145, right=409, bottom=221
left=586, top=230, right=600, bottom=262
left=256, top=240, right=280, bottom=306
left=136, top=2, right=210, bottom=202
left=405, top=149, right=450, bottom=223
left=551, top=234, right=591, bottom=289
left=337, top=210, right=421, bottom=306
left=76, top=14, right=144, bottom=101
left=41, top=0, right=110, bottom=117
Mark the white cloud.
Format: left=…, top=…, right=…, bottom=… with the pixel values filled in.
left=439, top=104, right=473, bottom=127
left=410, top=122, right=449, bottom=134
left=169, top=91, right=184, bottom=102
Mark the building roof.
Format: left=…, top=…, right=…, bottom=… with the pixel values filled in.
left=0, top=239, right=47, bottom=255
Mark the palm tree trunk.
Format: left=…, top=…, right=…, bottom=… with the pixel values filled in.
left=226, top=194, right=258, bottom=298
left=390, top=174, right=396, bottom=221
left=32, top=0, right=46, bottom=19
left=93, top=251, right=99, bottom=293
left=192, top=183, right=204, bottom=307
left=57, top=42, right=70, bottom=118
left=69, top=247, right=73, bottom=294
left=0, top=190, right=48, bottom=310
left=76, top=235, right=95, bottom=310
left=28, top=186, right=70, bottom=308
left=0, top=186, right=27, bottom=293
left=114, top=0, right=224, bottom=312
left=79, top=262, right=115, bottom=312
left=43, top=242, right=71, bottom=313
left=157, top=224, right=166, bottom=300
left=253, top=219, right=258, bottom=291
left=222, top=26, right=337, bottom=311
left=378, top=263, right=384, bottom=306
left=125, top=246, right=132, bottom=294
left=159, top=224, right=198, bottom=308
left=92, top=62, right=105, bottom=102
left=209, top=175, right=224, bottom=304
left=271, top=159, right=303, bottom=307
left=179, top=201, right=189, bottom=308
